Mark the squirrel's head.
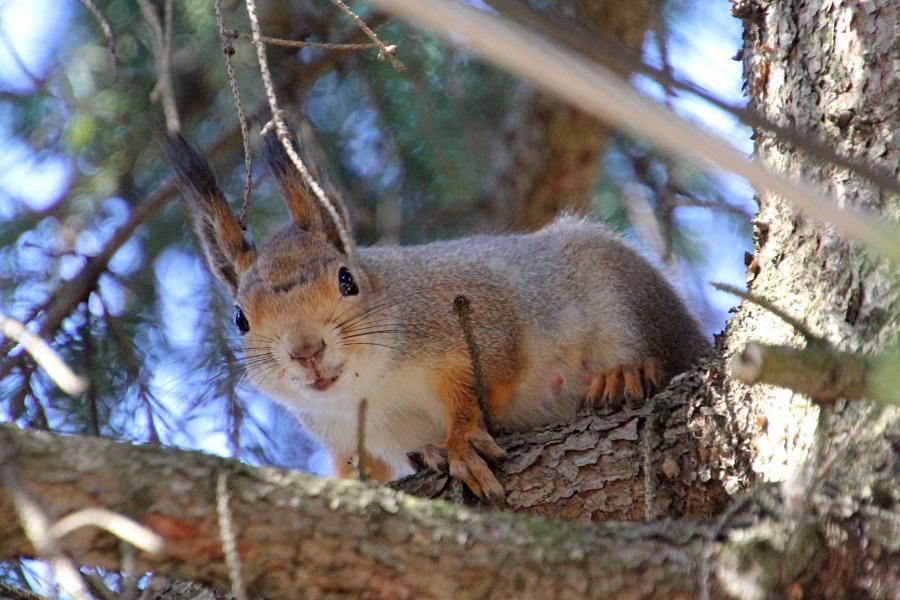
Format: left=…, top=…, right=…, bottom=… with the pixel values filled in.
left=165, top=124, right=375, bottom=401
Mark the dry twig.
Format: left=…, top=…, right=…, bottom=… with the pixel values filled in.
left=229, top=30, right=382, bottom=51
left=329, top=0, right=405, bottom=72
left=2, top=466, right=92, bottom=600
left=0, top=313, right=87, bottom=395
left=214, top=0, right=253, bottom=228
left=138, top=0, right=181, bottom=132
left=78, top=0, right=117, bottom=78
left=452, top=295, right=497, bottom=434
left=356, top=398, right=369, bottom=481
left=712, top=282, right=816, bottom=341
left=243, top=0, right=356, bottom=263
left=216, top=472, right=248, bottom=600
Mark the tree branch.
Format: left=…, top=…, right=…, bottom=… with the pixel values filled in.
left=730, top=342, right=889, bottom=406
left=1, top=423, right=720, bottom=599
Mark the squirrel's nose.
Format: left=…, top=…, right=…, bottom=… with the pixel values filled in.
left=290, top=340, right=325, bottom=367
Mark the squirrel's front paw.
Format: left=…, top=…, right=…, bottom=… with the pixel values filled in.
left=447, top=427, right=506, bottom=503
left=409, top=444, right=448, bottom=473
left=584, top=358, right=661, bottom=411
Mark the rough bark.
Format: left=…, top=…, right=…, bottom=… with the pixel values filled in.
left=4, top=423, right=899, bottom=600
left=0, top=424, right=721, bottom=599
left=724, top=0, right=899, bottom=478
left=480, top=0, right=653, bottom=230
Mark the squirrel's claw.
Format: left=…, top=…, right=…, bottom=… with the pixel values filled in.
left=414, top=444, right=449, bottom=473
left=448, top=428, right=506, bottom=503
left=587, top=359, right=661, bottom=410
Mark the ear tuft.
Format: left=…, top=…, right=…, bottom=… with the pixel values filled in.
left=163, top=134, right=256, bottom=295
left=262, top=121, right=353, bottom=255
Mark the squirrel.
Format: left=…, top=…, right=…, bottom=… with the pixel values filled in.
left=164, top=124, right=709, bottom=502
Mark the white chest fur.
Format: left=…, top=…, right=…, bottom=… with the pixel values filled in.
left=251, top=350, right=447, bottom=473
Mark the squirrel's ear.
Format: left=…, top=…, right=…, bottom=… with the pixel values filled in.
left=164, top=135, right=256, bottom=295
left=262, top=123, right=352, bottom=255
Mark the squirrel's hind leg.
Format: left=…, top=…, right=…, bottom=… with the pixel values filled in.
left=582, top=358, right=661, bottom=412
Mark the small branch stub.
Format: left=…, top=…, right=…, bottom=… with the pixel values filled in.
left=452, top=295, right=497, bottom=434
left=730, top=342, right=875, bottom=406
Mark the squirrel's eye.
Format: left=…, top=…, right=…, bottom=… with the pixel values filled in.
left=338, top=266, right=359, bottom=296
left=234, top=307, right=250, bottom=334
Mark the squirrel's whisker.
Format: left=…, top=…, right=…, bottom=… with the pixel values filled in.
left=340, top=330, right=401, bottom=341
left=339, top=323, right=404, bottom=336
left=333, top=298, right=395, bottom=330
left=338, top=341, right=402, bottom=353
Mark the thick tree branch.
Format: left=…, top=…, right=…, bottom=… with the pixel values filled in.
left=397, top=362, right=736, bottom=521
left=2, top=417, right=895, bottom=599
left=1, top=423, right=721, bottom=599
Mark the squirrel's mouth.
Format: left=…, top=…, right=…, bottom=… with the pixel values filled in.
left=312, top=375, right=339, bottom=391
left=310, top=365, right=343, bottom=391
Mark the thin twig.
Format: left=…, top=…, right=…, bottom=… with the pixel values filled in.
left=329, top=0, right=405, bottom=72
left=2, top=466, right=92, bottom=600
left=0, top=583, right=49, bottom=600
left=98, top=299, right=161, bottom=444
left=243, top=0, right=356, bottom=263
left=48, top=508, right=164, bottom=553
left=214, top=1, right=253, bottom=228
left=78, top=0, right=118, bottom=78
left=452, top=295, right=496, bottom=434
left=229, top=30, right=382, bottom=51
left=138, top=0, right=181, bottom=132
left=0, top=313, right=87, bottom=395
left=216, top=471, right=248, bottom=600
left=711, top=282, right=817, bottom=342
left=368, top=0, right=900, bottom=262
left=356, top=398, right=369, bottom=482
left=82, top=301, right=100, bottom=435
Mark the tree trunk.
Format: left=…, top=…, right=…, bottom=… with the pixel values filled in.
left=724, top=0, right=899, bottom=480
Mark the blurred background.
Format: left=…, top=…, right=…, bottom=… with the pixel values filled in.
left=0, top=0, right=753, bottom=481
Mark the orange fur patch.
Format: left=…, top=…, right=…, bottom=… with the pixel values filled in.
left=333, top=452, right=394, bottom=484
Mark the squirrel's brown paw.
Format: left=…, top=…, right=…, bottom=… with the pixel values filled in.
left=411, top=444, right=448, bottom=473
left=447, top=427, right=506, bottom=503
left=584, top=359, right=661, bottom=411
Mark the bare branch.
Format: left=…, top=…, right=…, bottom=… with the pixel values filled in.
left=368, top=0, right=900, bottom=261
left=138, top=0, right=181, bottom=132
left=729, top=342, right=883, bottom=406
left=243, top=0, right=356, bottom=263
left=329, top=0, right=406, bottom=72
left=214, top=0, right=253, bottom=228
left=229, top=30, right=382, bottom=51
left=78, top=0, right=117, bottom=78
left=0, top=313, right=87, bottom=396
left=0, top=583, right=48, bottom=600
left=215, top=472, right=247, bottom=600
left=711, top=282, right=816, bottom=342
left=485, top=0, right=900, bottom=200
